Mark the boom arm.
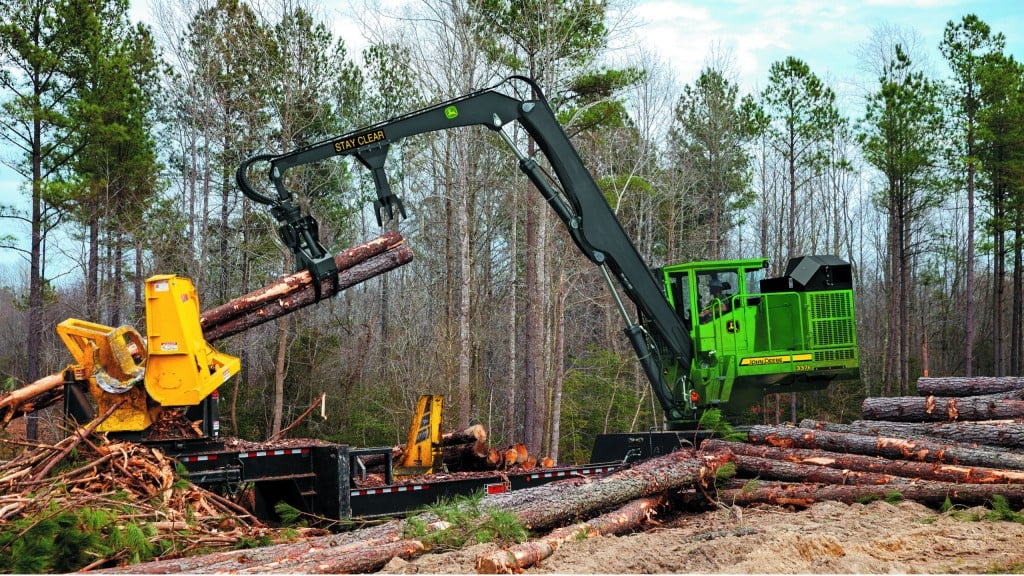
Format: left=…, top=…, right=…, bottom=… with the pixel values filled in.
left=236, top=76, right=694, bottom=422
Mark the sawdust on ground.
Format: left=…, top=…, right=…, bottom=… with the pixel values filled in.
left=379, top=500, right=1024, bottom=574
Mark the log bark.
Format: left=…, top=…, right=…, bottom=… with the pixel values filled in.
left=861, top=393, right=1024, bottom=422
left=0, top=373, right=64, bottom=426
left=107, top=448, right=729, bottom=573
left=705, top=439, right=1024, bottom=484
left=747, top=425, right=1024, bottom=470
left=708, top=479, right=1024, bottom=509
left=916, top=376, right=1024, bottom=397
left=100, top=519, right=409, bottom=573
left=237, top=539, right=426, bottom=574
left=199, top=232, right=404, bottom=331
left=727, top=453, right=902, bottom=485
left=441, top=440, right=491, bottom=472
left=475, top=495, right=664, bottom=574
left=801, top=418, right=1024, bottom=450
left=482, top=447, right=731, bottom=530
left=202, top=244, right=413, bottom=342
left=445, top=424, right=487, bottom=445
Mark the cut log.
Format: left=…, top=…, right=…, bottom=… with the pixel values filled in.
left=708, top=479, right=1024, bottom=509
left=916, top=376, right=1024, bottom=397
left=0, top=373, right=65, bottom=426
left=108, top=447, right=729, bottom=573
left=860, top=393, right=1024, bottom=422
left=747, top=424, right=1024, bottom=470
left=238, top=539, right=426, bottom=574
left=727, top=453, right=902, bottom=485
left=444, top=424, right=487, bottom=445
left=202, top=244, right=413, bottom=342
left=704, top=438, right=1024, bottom=484
left=800, top=418, right=1024, bottom=450
left=475, top=495, right=664, bottom=574
left=441, top=440, right=491, bottom=472
left=482, top=447, right=731, bottom=530
left=199, top=232, right=404, bottom=331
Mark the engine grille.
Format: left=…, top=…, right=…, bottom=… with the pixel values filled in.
left=808, top=292, right=856, bottom=347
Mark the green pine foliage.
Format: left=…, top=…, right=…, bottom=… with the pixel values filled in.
left=985, top=496, right=1024, bottom=523
left=403, top=492, right=528, bottom=551
left=0, top=503, right=165, bottom=573
left=560, top=347, right=655, bottom=463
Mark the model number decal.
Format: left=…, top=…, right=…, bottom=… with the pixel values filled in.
left=333, top=129, right=386, bottom=153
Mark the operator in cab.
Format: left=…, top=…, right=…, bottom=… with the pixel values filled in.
left=700, top=278, right=732, bottom=323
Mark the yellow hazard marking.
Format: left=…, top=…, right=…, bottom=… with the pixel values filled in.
left=333, top=129, right=386, bottom=153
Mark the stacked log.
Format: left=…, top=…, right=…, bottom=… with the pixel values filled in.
left=699, top=376, right=1024, bottom=510
left=353, top=424, right=556, bottom=483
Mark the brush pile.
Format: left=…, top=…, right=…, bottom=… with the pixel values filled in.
left=0, top=430, right=308, bottom=573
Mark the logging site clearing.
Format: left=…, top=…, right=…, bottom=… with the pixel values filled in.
left=380, top=500, right=1024, bottom=574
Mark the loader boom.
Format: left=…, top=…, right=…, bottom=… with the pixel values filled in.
left=238, top=76, right=860, bottom=430
left=237, top=76, right=695, bottom=423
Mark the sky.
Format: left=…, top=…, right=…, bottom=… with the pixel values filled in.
left=2, top=0, right=1022, bottom=275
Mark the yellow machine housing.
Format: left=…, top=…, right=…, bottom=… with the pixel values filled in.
left=57, top=275, right=240, bottom=433
left=396, top=394, right=444, bottom=476
left=143, top=275, right=240, bottom=407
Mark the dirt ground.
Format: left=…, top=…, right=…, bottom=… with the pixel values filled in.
left=379, top=500, right=1024, bottom=574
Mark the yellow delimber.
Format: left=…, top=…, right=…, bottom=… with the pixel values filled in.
left=143, top=275, right=240, bottom=407
left=395, top=394, right=444, bottom=476
left=57, top=275, right=240, bottom=433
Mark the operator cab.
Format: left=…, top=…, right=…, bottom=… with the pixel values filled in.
left=660, top=258, right=769, bottom=330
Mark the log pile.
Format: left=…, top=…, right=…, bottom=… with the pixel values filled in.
left=0, top=233, right=411, bottom=428
left=703, top=376, right=1024, bottom=510
left=353, top=424, right=556, bottom=487
left=17, top=375, right=1024, bottom=573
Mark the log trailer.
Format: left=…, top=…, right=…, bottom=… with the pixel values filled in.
left=54, top=75, right=858, bottom=523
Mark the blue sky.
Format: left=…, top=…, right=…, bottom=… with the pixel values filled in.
left=2, top=0, right=1022, bottom=274
left=625, top=0, right=1023, bottom=99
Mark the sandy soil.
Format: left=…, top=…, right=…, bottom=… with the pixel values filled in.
left=379, top=500, right=1024, bottom=574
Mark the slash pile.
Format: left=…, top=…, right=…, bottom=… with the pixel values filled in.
left=0, top=431, right=309, bottom=572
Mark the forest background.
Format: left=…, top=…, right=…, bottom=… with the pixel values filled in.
left=1, top=0, right=1022, bottom=464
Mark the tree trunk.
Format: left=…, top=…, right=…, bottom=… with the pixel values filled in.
left=801, top=418, right=1024, bottom=450
left=708, top=479, right=1024, bottom=509
left=727, top=453, right=901, bottom=485
left=0, top=373, right=65, bottom=425
left=915, top=376, right=1024, bottom=397
left=271, top=314, right=287, bottom=438
left=860, top=393, right=1024, bottom=422
left=199, top=232, right=404, bottom=329
left=747, top=424, right=1024, bottom=470
left=475, top=495, right=663, bottom=574
left=201, top=244, right=413, bottom=342
left=484, top=447, right=730, bottom=531
left=705, top=438, right=1024, bottom=484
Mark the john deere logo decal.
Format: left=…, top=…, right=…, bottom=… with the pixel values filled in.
left=445, top=106, right=458, bottom=120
